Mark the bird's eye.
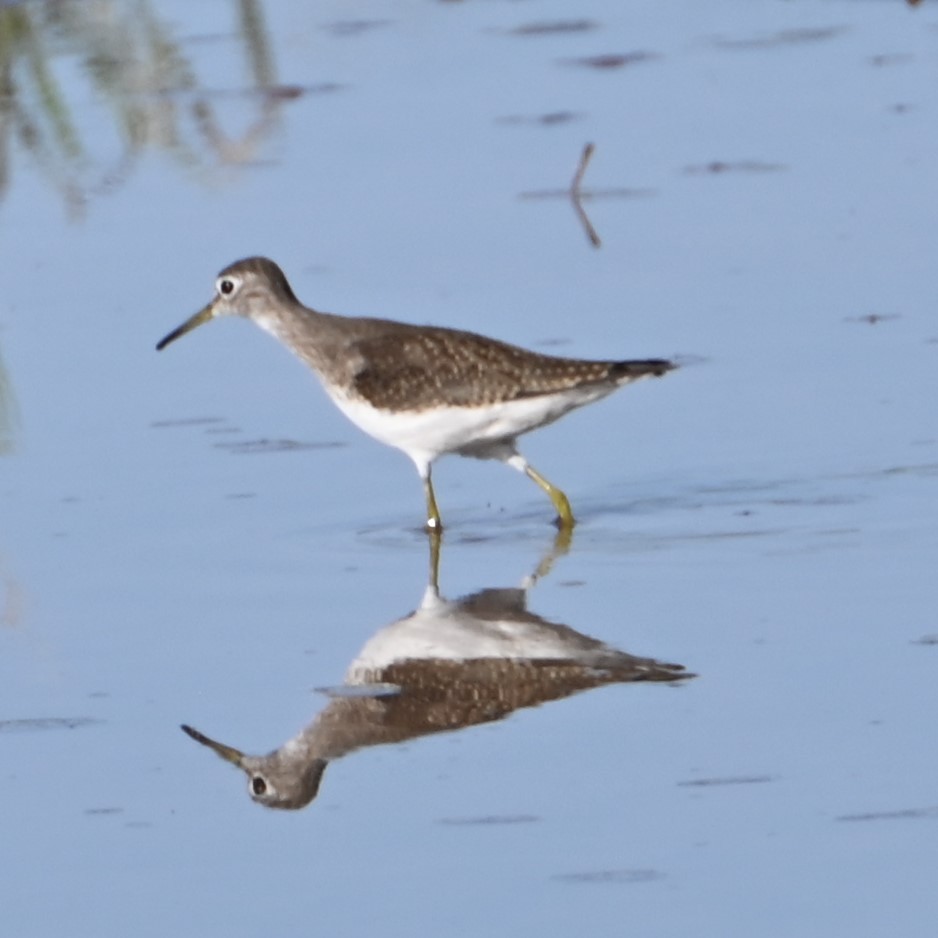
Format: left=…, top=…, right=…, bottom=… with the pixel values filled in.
left=219, top=278, right=235, bottom=296
left=251, top=776, right=267, bottom=796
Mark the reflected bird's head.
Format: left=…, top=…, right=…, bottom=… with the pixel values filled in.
left=156, top=257, right=298, bottom=350
left=181, top=724, right=327, bottom=810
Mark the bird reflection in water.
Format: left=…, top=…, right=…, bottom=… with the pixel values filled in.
left=182, top=532, right=693, bottom=809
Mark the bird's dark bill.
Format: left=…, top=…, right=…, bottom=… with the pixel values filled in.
left=156, top=305, right=215, bottom=351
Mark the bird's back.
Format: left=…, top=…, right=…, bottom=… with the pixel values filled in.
left=329, top=318, right=673, bottom=412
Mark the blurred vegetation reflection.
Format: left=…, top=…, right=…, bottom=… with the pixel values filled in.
left=0, top=348, right=17, bottom=457
left=0, top=0, right=303, bottom=217
left=183, top=534, right=694, bottom=811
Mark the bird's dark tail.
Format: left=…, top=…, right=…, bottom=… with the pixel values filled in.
left=610, top=358, right=675, bottom=382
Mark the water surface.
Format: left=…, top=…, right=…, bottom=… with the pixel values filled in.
left=1, top=1, right=937, bottom=935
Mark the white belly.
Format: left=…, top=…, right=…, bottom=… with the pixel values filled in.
left=324, top=385, right=611, bottom=467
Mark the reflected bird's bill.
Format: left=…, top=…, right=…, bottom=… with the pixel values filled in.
left=180, top=723, right=246, bottom=767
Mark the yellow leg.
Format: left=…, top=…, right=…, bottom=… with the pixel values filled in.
left=423, top=471, right=443, bottom=532
left=427, top=525, right=443, bottom=592
left=524, top=464, right=575, bottom=529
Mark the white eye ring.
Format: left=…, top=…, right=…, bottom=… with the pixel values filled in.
left=216, top=275, right=240, bottom=297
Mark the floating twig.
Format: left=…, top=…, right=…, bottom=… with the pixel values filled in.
left=570, top=141, right=595, bottom=197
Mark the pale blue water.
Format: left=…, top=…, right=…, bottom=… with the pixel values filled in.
left=1, top=0, right=937, bottom=935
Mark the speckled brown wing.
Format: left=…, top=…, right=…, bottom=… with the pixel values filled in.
left=348, top=324, right=671, bottom=411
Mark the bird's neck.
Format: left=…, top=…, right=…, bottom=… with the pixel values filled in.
left=253, top=304, right=338, bottom=374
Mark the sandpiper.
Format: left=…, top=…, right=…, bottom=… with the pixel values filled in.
left=157, top=257, right=674, bottom=529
